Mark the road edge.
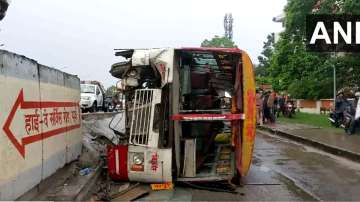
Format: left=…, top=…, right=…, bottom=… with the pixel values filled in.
left=257, top=126, right=360, bottom=163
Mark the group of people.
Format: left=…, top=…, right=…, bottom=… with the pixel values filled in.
left=256, top=89, right=291, bottom=125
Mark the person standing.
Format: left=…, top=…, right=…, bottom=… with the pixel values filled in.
left=267, top=90, right=276, bottom=123
left=278, top=94, right=285, bottom=117
left=256, top=89, right=263, bottom=125
left=262, top=91, right=270, bottom=124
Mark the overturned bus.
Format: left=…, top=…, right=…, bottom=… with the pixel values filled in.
left=107, top=47, right=256, bottom=186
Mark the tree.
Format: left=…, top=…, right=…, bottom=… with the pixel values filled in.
left=343, top=0, right=360, bottom=14
left=265, top=0, right=360, bottom=99
left=258, top=33, right=275, bottom=69
left=201, top=35, right=237, bottom=48
left=256, top=33, right=275, bottom=84
left=106, top=85, right=117, bottom=97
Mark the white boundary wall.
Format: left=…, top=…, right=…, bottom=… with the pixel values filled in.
left=0, top=50, right=82, bottom=200
left=296, top=99, right=333, bottom=114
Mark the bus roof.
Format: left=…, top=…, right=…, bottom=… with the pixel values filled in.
left=179, top=47, right=243, bottom=54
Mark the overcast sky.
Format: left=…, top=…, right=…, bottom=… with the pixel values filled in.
left=0, top=0, right=286, bottom=88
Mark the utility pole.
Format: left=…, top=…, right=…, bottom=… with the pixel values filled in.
left=224, top=13, right=233, bottom=40
left=333, top=61, right=336, bottom=102
left=332, top=52, right=336, bottom=103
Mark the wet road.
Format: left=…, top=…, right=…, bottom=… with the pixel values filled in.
left=253, top=130, right=360, bottom=201
left=167, top=130, right=360, bottom=201
left=83, top=114, right=360, bottom=201
left=188, top=131, right=316, bottom=201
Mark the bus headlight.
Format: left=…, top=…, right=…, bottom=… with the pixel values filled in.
left=133, top=154, right=144, bottom=165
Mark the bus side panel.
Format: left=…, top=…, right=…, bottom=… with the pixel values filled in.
left=240, top=51, right=256, bottom=177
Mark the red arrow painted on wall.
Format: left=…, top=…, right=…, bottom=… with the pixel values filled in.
left=2, top=89, right=81, bottom=158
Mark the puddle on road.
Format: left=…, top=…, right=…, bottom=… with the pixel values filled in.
left=303, top=145, right=360, bottom=171
left=274, top=170, right=319, bottom=201
left=274, top=158, right=292, bottom=166
left=241, top=162, right=316, bottom=201
left=256, top=131, right=360, bottom=201
left=259, top=165, right=271, bottom=172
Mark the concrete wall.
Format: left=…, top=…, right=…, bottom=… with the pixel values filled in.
left=0, top=50, right=82, bottom=200
left=296, top=99, right=334, bottom=114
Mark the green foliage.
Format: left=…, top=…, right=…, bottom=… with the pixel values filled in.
left=258, top=33, right=275, bottom=69
left=201, top=35, right=237, bottom=48
left=256, top=33, right=275, bottom=85
left=343, top=0, right=360, bottom=14
left=255, top=65, right=267, bottom=77
left=284, top=0, right=316, bottom=36
left=106, top=85, right=117, bottom=97
left=278, top=112, right=341, bottom=131
left=255, top=75, right=272, bottom=86
left=263, top=0, right=360, bottom=99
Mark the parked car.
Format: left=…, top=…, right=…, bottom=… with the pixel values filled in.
left=80, top=81, right=106, bottom=112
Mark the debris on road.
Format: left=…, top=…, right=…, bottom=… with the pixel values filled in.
left=93, top=182, right=150, bottom=202
left=111, top=183, right=149, bottom=202
left=113, top=188, right=148, bottom=201
left=79, top=167, right=94, bottom=176
left=115, top=183, right=131, bottom=194
left=82, top=117, right=120, bottom=145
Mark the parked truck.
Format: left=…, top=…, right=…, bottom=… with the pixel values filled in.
left=80, top=80, right=106, bottom=112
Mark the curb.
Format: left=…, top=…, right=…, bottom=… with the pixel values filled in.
left=257, top=126, right=360, bottom=163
